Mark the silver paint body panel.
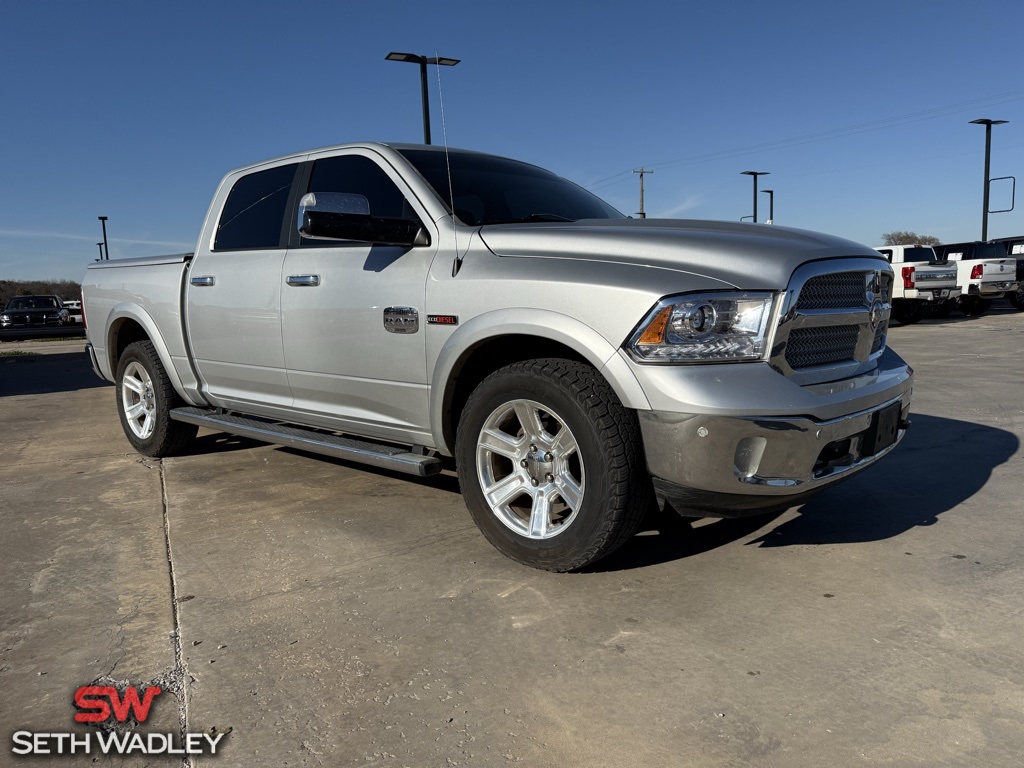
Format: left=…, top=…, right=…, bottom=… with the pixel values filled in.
left=83, top=142, right=913, bottom=505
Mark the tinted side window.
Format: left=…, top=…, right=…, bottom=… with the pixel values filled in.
left=215, top=164, right=297, bottom=251
left=300, top=155, right=412, bottom=246
left=877, top=248, right=893, bottom=262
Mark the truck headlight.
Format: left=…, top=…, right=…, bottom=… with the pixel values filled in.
left=0, top=314, right=9, bottom=323
left=626, top=292, right=776, bottom=363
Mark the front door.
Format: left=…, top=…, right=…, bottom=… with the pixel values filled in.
left=280, top=150, right=438, bottom=443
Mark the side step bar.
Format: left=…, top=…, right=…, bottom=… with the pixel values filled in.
left=169, top=407, right=441, bottom=477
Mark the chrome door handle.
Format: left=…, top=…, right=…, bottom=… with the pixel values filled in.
left=286, top=274, right=321, bottom=287
left=190, top=276, right=216, bottom=286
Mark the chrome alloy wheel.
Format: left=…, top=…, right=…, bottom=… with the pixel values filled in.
left=475, top=399, right=585, bottom=540
left=121, top=361, right=157, bottom=440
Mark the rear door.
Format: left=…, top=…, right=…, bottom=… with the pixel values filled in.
left=279, top=149, right=438, bottom=443
left=185, top=161, right=302, bottom=411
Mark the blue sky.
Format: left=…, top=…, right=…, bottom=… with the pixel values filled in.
left=2, top=0, right=1024, bottom=280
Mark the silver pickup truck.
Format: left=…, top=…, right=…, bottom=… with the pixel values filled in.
left=83, top=143, right=913, bottom=571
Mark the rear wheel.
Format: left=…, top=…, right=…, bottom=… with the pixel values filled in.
left=1009, top=287, right=1024, bottom=311
left=959, top=297, right=992, bottom=317
left=456, top=359, right=652, bottom=571
left=115, top=341, right=197, bottom=457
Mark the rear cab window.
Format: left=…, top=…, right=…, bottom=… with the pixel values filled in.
left=214, top=164, right=300, bottom=250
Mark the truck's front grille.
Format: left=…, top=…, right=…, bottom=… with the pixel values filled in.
left=786, top=325, right=860, bottom=369
left=871, top=324, right=887, bottom=354
left=771, top=259, right=892, bottom=384
left=795, top=272, right=868, bottom=310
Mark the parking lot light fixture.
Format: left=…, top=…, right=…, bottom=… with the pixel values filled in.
left=969, top=118, right=1008, bottom=241
left=741, top=171, right=769, bottom=223
left=98, top=216, right=110, bottom=260
left=761, top=189, right=774, bottom=223
left=386, top=52, right=461, bottom=145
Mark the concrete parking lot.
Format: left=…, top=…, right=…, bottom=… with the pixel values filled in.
left=2, top=309, right=1023, bottom=767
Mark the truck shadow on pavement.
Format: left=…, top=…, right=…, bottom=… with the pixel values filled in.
left=0, top=351, right=108, bottom=396
left=593, top=413, right=1018, bottom=571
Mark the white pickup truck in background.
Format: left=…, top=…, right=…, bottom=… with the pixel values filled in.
left=933, top=241, right=1019, bottom=316
left=873, top=244, right=959, bottom=324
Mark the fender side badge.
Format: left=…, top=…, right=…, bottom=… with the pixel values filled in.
left=427, top=314, right=459, bottom=326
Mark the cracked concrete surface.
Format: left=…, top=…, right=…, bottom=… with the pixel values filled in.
left=2, top=310, right=1024, bottom=767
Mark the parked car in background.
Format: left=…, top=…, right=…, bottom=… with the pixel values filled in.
left=992, top=236, right=1024, bottom=310
left=932, top=241, right=1018, bottom=316
left=62, top=299, right=83, bottom=325
left=873, top=244, right=959, bottom=324
left=0, top=295, right=69, bottom=329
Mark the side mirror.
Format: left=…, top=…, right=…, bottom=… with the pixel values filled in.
left=298, top=192, right=429, bottom=247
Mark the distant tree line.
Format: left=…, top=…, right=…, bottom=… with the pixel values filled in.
left=0, top=279, right=82, bottom=308
left=880, top=231, right=941, bottom=246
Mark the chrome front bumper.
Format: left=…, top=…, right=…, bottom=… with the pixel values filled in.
left=639, top=385, right=912, bottom=516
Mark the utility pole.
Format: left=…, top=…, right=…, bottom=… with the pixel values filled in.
left=96, top=243, right=104, bottom=261
left=633, top=168, right=653, bottom=218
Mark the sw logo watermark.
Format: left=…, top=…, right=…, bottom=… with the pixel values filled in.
left=10, top=681, right=226, bottom=757
left=73, top=684, right=162, bottom=723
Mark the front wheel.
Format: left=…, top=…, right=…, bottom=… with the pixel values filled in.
left=115, top=340, right=197, bottom=457
left=456, top=359, right=652, bottom=571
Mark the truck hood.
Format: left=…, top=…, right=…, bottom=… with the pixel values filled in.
left=477, top=218, right=885, bottom=289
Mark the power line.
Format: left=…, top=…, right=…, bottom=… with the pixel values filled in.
left=587, top=88, right=1024, bottom=191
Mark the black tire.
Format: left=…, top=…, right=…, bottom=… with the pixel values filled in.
left=455, top=359, right=652, bottom=571
left=115, top=340, right=197, bottom=457
left=928, top=301, right=955, bottom=318
left=891, top=300, right=924, bottom=325
left=959, top=297, right=992, bottom=317
left=1008, top=287, right=1024, bottom=311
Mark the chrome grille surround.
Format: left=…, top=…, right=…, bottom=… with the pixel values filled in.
left=770, top=258, right=892, bottom=386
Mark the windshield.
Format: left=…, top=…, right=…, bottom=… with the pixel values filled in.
left=7, top=296, right=58, bottom=310
left=398, top=148, right=624, bottom=226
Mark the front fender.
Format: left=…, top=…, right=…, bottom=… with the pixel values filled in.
left=428, top=307, right=651, bottom=454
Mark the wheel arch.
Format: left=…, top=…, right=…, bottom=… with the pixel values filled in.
left=104, top=303, right=199, bottom=405
left=429, top=309, right=650, bottom=456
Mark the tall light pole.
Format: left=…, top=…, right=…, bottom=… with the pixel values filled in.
left=969, top=118, right=1008, bottom=241
left=98, top=216, right=110, bottom=260
left=761, top=189, right=774, bottom=224
left=741, top=171, right=769, bottom=223
left=633, top=168, right=653, bottom=218
left=385, top=52, right=460, bottom=144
